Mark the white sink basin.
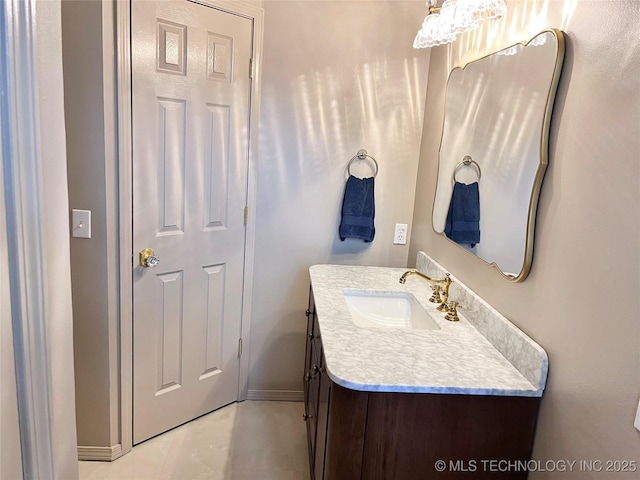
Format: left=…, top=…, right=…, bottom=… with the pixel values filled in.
left=343, top=290, right=440, bottom=330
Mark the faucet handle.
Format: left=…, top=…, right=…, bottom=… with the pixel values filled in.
left=429, top=285, right=442, bottom=303
left=444, top=301, right=460, bottom=322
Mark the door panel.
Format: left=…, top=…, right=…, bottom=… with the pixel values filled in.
left=132, top=0, right=252, bottom=444
left=204, top=104, right=230, bottom=229
left=157, top=98, right=186, bottom=234
left=156, top=270, right=184, bottom=394
left=201, top=264, right=225, bottom=378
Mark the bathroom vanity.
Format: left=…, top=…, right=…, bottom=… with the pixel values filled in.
left=303, top=253, right=548, bottom=479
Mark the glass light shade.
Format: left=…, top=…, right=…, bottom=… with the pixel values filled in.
left=466, top=0, right=507, bottom=21
left=413, top=13, right=457, bottom=48
left=497, top=45, right=518, bottom=56
left=412, top=0, right=507, bottom=49
left=530, top=33, right=547, bottom=47
left=440, top=0, right=479, bottom=36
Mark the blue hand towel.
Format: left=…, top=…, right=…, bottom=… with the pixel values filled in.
left=339, top=175, right=375, bottom=242
left=444, top=181, right=480, bottom=246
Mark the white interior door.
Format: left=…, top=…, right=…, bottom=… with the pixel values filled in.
left=132, top=0, right=253, bottom=444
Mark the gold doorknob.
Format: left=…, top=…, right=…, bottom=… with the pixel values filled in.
left=139, top=248, right=160, bottom=268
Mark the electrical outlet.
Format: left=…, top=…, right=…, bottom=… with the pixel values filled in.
left=393, top=223, right=408, bottom=245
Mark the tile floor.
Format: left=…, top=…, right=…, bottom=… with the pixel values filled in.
left=78, top=401, right=310, bottom=480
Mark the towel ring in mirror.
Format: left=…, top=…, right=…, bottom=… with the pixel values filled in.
left=347, top=149, right=379, bottom=178
left=452, top=155, right=481, bottom=185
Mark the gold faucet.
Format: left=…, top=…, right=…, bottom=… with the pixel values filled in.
left=399, top=270, right=452, bottom=309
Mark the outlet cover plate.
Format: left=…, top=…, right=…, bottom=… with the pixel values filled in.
left=393, top=223, right=408, bottom=245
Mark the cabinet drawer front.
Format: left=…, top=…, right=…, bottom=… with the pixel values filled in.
left=304, top=287, right=316, bottom=373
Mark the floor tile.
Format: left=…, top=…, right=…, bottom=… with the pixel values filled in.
left=79, top=401, right=309, bottom=480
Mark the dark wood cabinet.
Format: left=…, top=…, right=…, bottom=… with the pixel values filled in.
left=304, top=287, right=542, bottom=480
left=304, top=289, right=333, bottom=480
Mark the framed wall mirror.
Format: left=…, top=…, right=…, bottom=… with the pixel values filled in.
left=432, top=29, right=565, bottom=281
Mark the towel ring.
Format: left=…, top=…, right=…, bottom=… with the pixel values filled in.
left=347, top=149, right=378, bottom=178
left=452, top=155, right=481, bottom=185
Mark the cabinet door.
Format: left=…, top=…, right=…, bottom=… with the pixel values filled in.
left=304, top=288, right=321, bottom=476
left=314, top=353, right=331, bottom=480
left=324, top=384, right=369, bottom=480
left=307, top=369, right=319, bottom=472
left=304, top=287, right=315, bottom=373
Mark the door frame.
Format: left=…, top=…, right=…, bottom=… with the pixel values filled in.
left=1, top=0, right=55, bottom=476
left=115, top=0, right=263, bottom=455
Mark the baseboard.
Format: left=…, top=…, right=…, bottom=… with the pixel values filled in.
left=246, top=389, right=304, bottom=402
left=77, top=444, right=123, bottom=462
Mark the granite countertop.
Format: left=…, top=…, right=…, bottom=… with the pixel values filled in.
left=309, top=264, right=545, bottom=397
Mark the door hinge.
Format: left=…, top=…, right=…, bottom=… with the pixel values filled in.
left=238, top=338, right=243, bottom=357
left=249, top=58, right=255, bottom=79
left=244, top=206, right=249, bottom=226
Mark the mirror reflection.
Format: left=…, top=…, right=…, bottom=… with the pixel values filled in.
left=432, top=29, right=565, bottom=280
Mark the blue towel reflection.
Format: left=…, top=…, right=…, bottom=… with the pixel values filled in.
left=444, top=181, right=480, bottom=246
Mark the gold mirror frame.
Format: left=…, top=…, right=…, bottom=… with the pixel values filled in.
left=431, top=29, right=565, bottom=282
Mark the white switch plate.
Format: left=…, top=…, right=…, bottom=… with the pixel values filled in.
left=71, top=209, right=91, bottom=239
left=634, top=398, right=640, bottom=431
left=393, top=223, right=408, bottom=245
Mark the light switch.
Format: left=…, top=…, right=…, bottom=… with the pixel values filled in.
left=71, top=209, right=91, bottom=239
left=635, top=398, right=640, bottom=431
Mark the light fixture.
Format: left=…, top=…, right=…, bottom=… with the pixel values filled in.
left=413, top=0, right=507, bottom=48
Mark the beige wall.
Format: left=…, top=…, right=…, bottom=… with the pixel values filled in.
left=62, top=0, right=119, bottom=447
left=409, top=1, right=640, bottom=476
left=248, top=0, right=430, bottom=392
